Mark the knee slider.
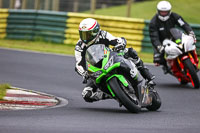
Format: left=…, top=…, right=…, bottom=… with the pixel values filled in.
left=82, top=87, right=94, bottom=102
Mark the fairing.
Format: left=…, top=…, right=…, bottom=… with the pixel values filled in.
left=163, top=33, right=196, bottom=60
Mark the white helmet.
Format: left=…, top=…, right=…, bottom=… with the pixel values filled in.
left=79, top=18, right=100, bottom=45
left=157, top=1, right=172, bottom=21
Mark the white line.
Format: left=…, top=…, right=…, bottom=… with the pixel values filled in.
left=3, top=97, right=58, bottom=102
left=6, top=89, right=38, bottom=95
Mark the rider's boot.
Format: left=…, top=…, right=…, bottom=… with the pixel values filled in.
left=124, top=48, right=156, bottom=87
left=136, top=60, right=156, bottom=87
left=82, top=87, right=112, bottom=103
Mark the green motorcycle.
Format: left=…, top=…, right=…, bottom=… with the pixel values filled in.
left=85, top=44, right=161, bottom=113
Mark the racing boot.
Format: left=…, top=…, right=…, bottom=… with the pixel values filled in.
left=124, top=48, right=156, bottom=87
left=136, top=60, right=156, bottom=87
left=82, top=87, right=112, bottom=103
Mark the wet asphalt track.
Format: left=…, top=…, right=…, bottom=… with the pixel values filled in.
left=0, top=48, right=200, bottom=133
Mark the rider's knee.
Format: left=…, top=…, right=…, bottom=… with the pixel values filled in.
left=82, top=87, right=95, bottom=102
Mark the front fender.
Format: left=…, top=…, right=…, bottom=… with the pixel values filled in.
left=107, top=74, right=129, bottom=87
left=106, top=74, right=129, bottom=97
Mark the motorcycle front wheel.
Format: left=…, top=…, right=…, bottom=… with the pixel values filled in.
left=183, top=58, right=199, bottom=88
left=146, top=90, right=161, bottom=111
left=108, top=77, right=141, bottom=113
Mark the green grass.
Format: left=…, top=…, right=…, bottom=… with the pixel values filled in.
left=84, top=0, right=200, bottom=24
left=0, top=39, right=75, bottom=55
left=0, top=84, right=11, bottom=100
left=0, top=39, right=153, bottom=63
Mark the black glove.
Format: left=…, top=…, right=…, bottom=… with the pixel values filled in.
left=189, top=31, right=197, bottom=43
left=153, top=53, right=162, bottom=64
left=113, top=43, right=124, bottom=52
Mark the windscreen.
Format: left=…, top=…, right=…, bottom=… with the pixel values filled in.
left=85, top=44, right=105, bottom=66
left=170, top=28, right=183, bottom=40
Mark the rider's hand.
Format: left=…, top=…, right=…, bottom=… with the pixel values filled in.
left=157, top=45, right=164, bottom=54
left=113, top=43, right=125, bottom=52
left=189, top=31, right=197, bottom=43
left=113, top=37, right=126, bottom=52
left=153, top=53, right=161, bottom=66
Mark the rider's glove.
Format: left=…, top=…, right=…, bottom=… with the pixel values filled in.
left=113, top=37, right=127, bottom=52
left=157, top=45, right=164, bottom=54
left=189, top=31, right=197, bottom=43
left=113, top=43, right=124, bottom=52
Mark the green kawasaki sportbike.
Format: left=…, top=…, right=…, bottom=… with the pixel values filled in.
left=85, top=44, right=161, bottom=113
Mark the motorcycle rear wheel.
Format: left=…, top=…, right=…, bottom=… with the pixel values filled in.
left=108, top=77, right=141, bottom=113
left=183, top=58, right=199, bottom=88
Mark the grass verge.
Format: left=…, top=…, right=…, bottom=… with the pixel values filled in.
left=0, top=39, right=154, bottom=63
left=0, top=39, right=75, bottom=55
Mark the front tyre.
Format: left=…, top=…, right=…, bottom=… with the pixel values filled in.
left=183, top=58, right=199, bottom=88
left=146, top=90, right=161, bottom=111
left=108, top=77, right=141, bottom=113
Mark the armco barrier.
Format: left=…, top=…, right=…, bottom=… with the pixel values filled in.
left=35, top=10, right=67, bottom=43
left=7, top=10, right=37, bottom=40
left=0, top=9, right=200, bottom=53
left=6, top=9, right=67, bottom=43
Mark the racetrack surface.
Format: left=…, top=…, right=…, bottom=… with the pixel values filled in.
left=0, top=48, right=200, bottom=133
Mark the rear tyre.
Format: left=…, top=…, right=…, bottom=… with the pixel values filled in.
left=146, top=90, right=161, bottom=111
left=183, top=58, right=199, bottom=88
left=108, top=77, right=141, bottom=113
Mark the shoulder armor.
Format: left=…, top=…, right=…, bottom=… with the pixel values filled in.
left=100, top=30, right=107, bottom=39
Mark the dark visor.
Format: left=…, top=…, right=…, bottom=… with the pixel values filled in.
left=79, top=30, right=94, bottom=43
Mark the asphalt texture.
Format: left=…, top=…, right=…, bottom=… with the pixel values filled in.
left=0, top=48, right=200, bottom=133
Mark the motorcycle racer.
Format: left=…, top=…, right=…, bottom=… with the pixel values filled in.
left=75, top=18, right=155, bottom=102
left=149, top=0, right=196, bottom=74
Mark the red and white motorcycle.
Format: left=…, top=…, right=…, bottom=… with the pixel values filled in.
left=163, top=28, right=199, bottom=88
